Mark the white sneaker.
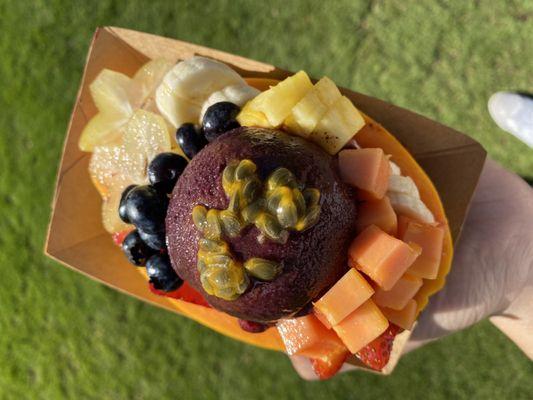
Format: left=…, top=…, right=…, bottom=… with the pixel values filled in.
left=488, top=92, right=533, bottom=148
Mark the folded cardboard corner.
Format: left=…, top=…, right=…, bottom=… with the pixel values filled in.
left=45, top=26, right=486, bottom=374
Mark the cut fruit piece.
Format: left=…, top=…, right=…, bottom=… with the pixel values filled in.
left=244, top=71, right=313, bottom=127
left=102, top=187, right=132, bottom=233
left=348, top=225, right=421, bottom=290
left=89, top=145, right=146, bottom=198
left=313, top=308, right=332, bottom=329
left=314, top=269, right=374, bottom=326
left=388, top=192, right=435, bottom=224
left=79, top=112, right=128, bottom=152
left=90, top=69, right=133, bottom=117
left=311, top=96, right=365, bottom=155
left=333, top=299, right=389, bottom=354
left=200, top=83, right=260, bottom=120
left=381, top=299, right=417, bottom=330
left=284, top=77, right=342, bottom=137
left=129, top=58, right=174, bottom=109
left=388, top=175, right=420, bottom=198
left=310, top=346, right=350, bottom=380
left=339, top=148, right=391, bottom=199
left=355, top=323, right=401, bottom=371
left=373, top=274, right=423, bottom=310
left=277, top=314, right=346, bottom=359
left=237, top=104, right=272, bottom=128
left=355, top=196, right=398, bottom=236
left=122, top=110, right=172, bottom=182
left=399, top=217, right=445, bottom=279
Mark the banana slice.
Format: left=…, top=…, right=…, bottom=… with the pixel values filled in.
left=200, top=84, right=260, bottom=121
left=388, top=192, right=435, bottom=224
left=156, top=56, right=246, bottom=128
left=388, top=175, right=420, bottom=198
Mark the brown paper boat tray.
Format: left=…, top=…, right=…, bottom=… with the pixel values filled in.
left=45, top=27, right=486, bottom=374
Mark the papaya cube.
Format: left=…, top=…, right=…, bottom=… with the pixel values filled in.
left=373, top=274, right=423, bottom=310
left=356, top=196, right=398, bottom=236
left=314, top=269, right=375, bottom=326
left=333, top=299, right=389, bottom=353
left=339, top=148, right=391, bottom=200
left=313, top=308, right=332, bottom=329
left=399, top=216, right=445, bottom=279
left=277, top=314, right=346, bottom=359
left=381, top=299, right=418, bottom=330
left=348, top=225, right=421, bottom=290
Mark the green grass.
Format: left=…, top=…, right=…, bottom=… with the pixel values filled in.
left=0, top=0, right=532, bottom=399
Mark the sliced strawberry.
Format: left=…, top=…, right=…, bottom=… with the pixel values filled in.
left=310, top=348, right=350, bottom=380
left=149, top=281, right=211, bottom=308
left=112, top=229, right=133, bottom=246
left=355, top=323, right=401, bottom=371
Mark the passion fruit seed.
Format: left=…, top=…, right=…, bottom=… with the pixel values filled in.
left=266, top=167, right=297, bottom=191
left=198, top=238, right=228, bottom=253
left=241, top=177, right=261, bottom=205
left=235, top=159, right=256, bottom=180
left=303, top=188, right=320, bottom=208
left=222, top=162, right=238, bottom=194
left=255, top=213, right=288, bottom=243
left=227, top=191, right=241, bottom=213
left=193, top=159, right=321, bottom=300
left=205, top=209, right=222, bottom=240
left=266, top=186, right=292, bottom=215
left=192, top=205, right=208, bottom=232
left=244, top=258, right=282, bottom=281
left=277, top=197, right=299, bottom=229
left=292, top=188, right=306, bottom=218
left=219, top=210, right=243, bottom=237
left=296, top=205, right=321, bottom=231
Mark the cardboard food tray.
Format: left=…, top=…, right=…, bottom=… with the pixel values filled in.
left=45, top=27, right=486, bottom=374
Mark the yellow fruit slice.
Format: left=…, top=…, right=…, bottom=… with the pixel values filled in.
left=244, top=71, right=313, bottom=127
left=311, top=96, right=365, bottom=155
left=79, top=113, right=128, bottom=152
left=129, top=58, right=174, bottom=109
left=284, top=77, right=342, bottom=137
left=122, top=110, right=171, bottom=182
left=90, top=69, right=133, bottom=117
left=236, top=103, right=272, bottom=128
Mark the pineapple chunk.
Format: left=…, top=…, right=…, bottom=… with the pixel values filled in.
left=284, top=77, right=342, bottom=138
left=311, top=96, right=365, bottom=155
left=245, top=71, right=313, bottom=127
left=237, top=103, right=272, bottom=128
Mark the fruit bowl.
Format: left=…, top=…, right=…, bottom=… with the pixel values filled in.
left=45, top=27, right=486, bottom=375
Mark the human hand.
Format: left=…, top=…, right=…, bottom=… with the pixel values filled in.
left=291, top=158, right=533, bottom=379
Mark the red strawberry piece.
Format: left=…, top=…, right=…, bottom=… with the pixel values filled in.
left=238, top=319, right=268, bottom=333
left=355, top=323, right=401, bottom=371
left=149, top=281, right=211, bottom=308
left=112, top=229, right=133, bottom=246
left=311, top=348, right=350, bottom=380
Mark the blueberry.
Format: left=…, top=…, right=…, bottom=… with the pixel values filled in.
left=124, top=185, right=169, bottom=234
left=138, top=229, right=166, bottom=251
left=121, top=230, right=156, bottom=266
left=118, top=185, right=137, bottom=223
left=146, top=253, right=183, bottom=292
left=202, top=102, right=240, bottom=142
left=148, top=152, right=188, bottom=194
left=176, top=123, right=208, bottom=159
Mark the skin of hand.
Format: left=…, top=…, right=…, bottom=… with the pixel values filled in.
left=291, top=158, right=533, bottom=379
